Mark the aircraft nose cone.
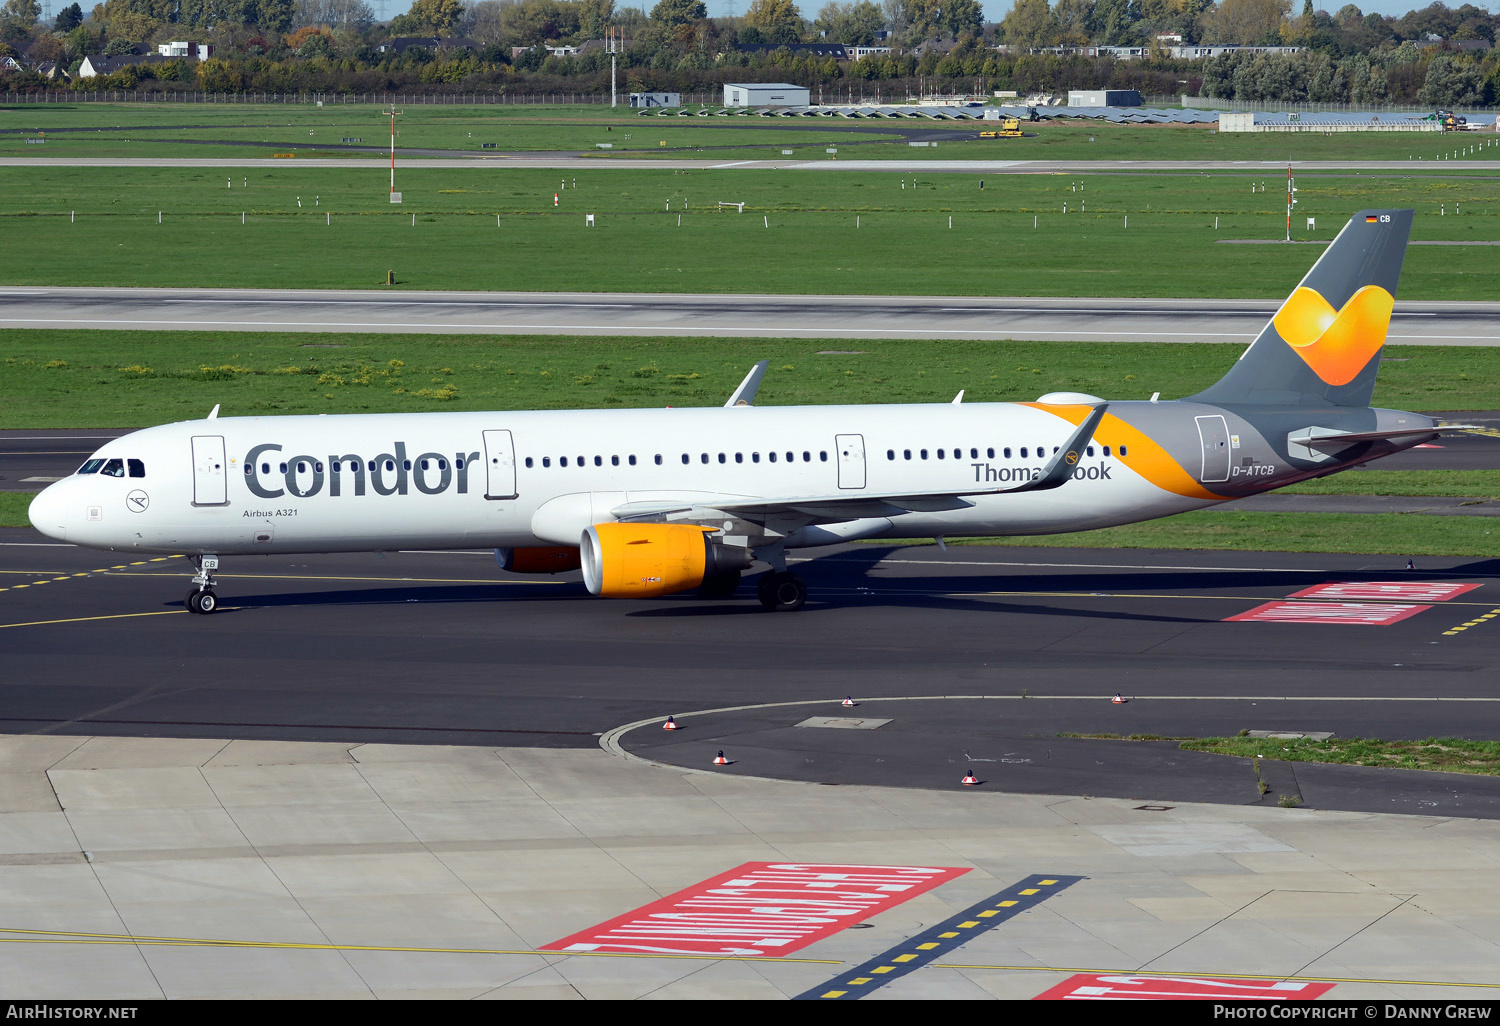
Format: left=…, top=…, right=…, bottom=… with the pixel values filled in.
left=28, top=485, right=68, bottom=541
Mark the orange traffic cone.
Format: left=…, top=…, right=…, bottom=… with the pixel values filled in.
left=713, top=751, right=729, bottom=766
left=663, top=716, right=680, bottom=730
left=841, top=696, right=856, bottom=707
left=961, top=769, right=979, bottom=786
left=1112, top=693, right=1125, bottom=705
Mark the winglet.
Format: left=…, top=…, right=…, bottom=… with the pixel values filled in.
left=725, top=361, right=769, bottom=407
left=952, top=390, right=964, bottom=404
left=1002, top=403, right=1108, bottom=494
left=207, top=404, right=220, bottom=420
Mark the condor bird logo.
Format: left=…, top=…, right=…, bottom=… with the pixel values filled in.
left=1272, top=284, right=1395, bottom=387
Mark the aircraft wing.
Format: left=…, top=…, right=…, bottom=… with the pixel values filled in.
left=609, top=402, right=1107, bottom=527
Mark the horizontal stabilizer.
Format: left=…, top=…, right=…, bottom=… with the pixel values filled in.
left=1287, top=423, right=1476, bottom=450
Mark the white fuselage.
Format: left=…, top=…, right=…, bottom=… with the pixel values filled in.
left=29, top=401, right=1215, bottom=556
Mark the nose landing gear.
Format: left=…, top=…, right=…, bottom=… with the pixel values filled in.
left=185, top=555, right=220, bottom=614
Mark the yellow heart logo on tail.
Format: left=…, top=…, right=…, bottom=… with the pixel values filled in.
left=1272, top=284, right=1394, bottom=386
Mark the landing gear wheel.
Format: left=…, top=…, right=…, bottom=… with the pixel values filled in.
left=698, top=570, right=742, bottom=599
left=185, top=589, right=218, bottom=615
left=757, top=572, right=807, bottom=612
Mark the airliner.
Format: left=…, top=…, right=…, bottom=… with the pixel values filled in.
left=28, top=209, right=1463, bottom=614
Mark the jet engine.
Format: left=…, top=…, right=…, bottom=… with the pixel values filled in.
left=494, top=547, right=582, bottom=574
left=580, top=523, right=751, bottom=598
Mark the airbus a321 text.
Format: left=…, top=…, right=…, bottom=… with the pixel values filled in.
left=28, top=210, right=1468, bottom=614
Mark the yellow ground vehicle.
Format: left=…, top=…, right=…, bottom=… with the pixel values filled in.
left=979, top=117, right=1023, bottom=138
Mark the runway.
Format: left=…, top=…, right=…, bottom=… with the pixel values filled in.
left=4, top=286, right=1499, bottom=344
left=6, top=156, right=1498, bottom=174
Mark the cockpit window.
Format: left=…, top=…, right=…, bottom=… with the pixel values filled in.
left=78, top=459, right=105, bottom=475
left=127, top=459, right=145, bottom=478
left=100, top=459, right=125, bottom=477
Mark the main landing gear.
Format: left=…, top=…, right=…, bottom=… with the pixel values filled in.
left=756, top=571, right=807, bottom=612
left=185, top=555, right=220, bottom=615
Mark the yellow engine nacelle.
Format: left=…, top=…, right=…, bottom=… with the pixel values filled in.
left=580, top=522, right=749, bottom=598
left=495, top=546, right=582, bottom=574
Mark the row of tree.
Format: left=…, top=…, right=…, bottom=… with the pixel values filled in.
left=1, top=0, right=1497, bottom=107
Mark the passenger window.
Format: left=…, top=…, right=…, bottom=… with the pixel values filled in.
left=1020, top=448, right=1027, bottom=458
left=751, top=453, right=760, bottom=463
left=1120, top=445, right=1129, bottom=456
left=986, top=448, right=994, bottom=458
left=525, top=457, right=534, bottom=468
left=701, top=454, right=709, bottom=464
left=681, top=454, right=689, bottom=464
left=403, top=460, right=412, bottom=471
left=279, top=462, right=288, bottom=473
left=456, top=458, right=465, bottom=469
left=735, top=453, right=743, bottom=464
left=128, top=459, right=145, bottom=478
left=1103, top=446, right=1111, bottom=457
left=629, top=455, right=637, bottom=466
left=937, top=449, right=945, bottom=460
left=560, top=457, right=568, bottom=467
left=903, top=449, right=911, bottom=460
left=578, top=456, right=585, bottom=467
left=1003, top=448, right=1010, bottom=458
left=1086, top=447, right=1094, bottom=457
left=611, top=456, right=619, bottom=466
left=768, top=452, right=777, bottom=463
left=594, top=456, right=602, bottom=467
left=920, top=449, right=928, bottom=460
left=786, top=452, right=794, bottom=463
left=543, top=457, right=551, bottom=467
left=802, top=451, right=810, bottom=462
left=886, top=450, right=895, bottom=460
left=420, top=459, right=429, bottom=471
left=439, top=459, right=447, bottom=470
left=971, top=448, right=979, bottom=459
left=718, top=454, right=726, bottom=464
left=820, top=451, right=827, bottom=462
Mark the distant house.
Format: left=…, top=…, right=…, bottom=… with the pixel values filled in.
left=911, top=37, right=960, bottom=57
left=78, top=54, right=175, bottom=79
left=576, top=38, right=629, bottom=55
left=157, top=41, right=213, bottom=60
left=847, top=46, right=892, bottom=60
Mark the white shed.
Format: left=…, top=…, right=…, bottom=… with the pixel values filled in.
left=724, top=83, right=811, bottom=107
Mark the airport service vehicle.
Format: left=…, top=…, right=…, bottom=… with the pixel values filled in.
left=29, top=209, right=1463, bottom=614
left=979, top=117, right=1023, bottom=138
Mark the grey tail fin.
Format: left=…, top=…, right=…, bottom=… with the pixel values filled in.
left=1190, top=209, right=1413, bottom=408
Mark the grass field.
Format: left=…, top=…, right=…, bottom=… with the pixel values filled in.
left=4, top=331, right=1498, bottom=426
left=4, top=102, right=1500, bottom=164
left=1065, top=734, right=1500, bottom=776
left=3, top=165, right=1499, bottom=295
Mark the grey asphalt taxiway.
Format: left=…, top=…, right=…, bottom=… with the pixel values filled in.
left=4, top=286, right=1499, bottom=344
left=4, top=532, right=1500, bottom=818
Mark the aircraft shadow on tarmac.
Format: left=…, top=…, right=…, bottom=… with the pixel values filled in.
left=164, top=549, right=1500, bottom=619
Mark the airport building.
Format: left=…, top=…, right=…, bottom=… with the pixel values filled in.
left=724, top=83, right=812, bottom=107
left=1066, top=89, right=1142, bottom=107
left=629, top=92, right=681, bottom=108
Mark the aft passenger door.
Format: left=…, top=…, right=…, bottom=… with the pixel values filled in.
left=190, top=435, right=229, bottom=507
left=483, top=429, right=518, bottom=500
left=836, top=433, right=866, bottom=489
left=1195, top=415, right=1230, bottom=484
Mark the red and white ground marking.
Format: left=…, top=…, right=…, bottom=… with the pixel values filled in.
left=541, top=862, right=969, bottom=957
left=1290, top=581, right=1481, bottom=602
left=1225, top=602, right=1430, bottom=625
left=1034, top=973, right=1336, bottom=1001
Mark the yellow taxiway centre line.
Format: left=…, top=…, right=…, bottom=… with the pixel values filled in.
left=934, top=963, right=1500, bottom=991
left=1443, top=607, right=1500, bottom=636
left=0, top=928, right=837, bottom=963
left=0, top=610, right=187, bottom=630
